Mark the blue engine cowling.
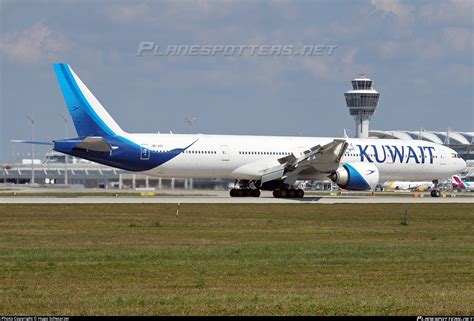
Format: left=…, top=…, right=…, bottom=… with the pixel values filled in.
left=330, top=162, right=379, bottom=191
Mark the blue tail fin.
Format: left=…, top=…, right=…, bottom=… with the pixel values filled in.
left=53, top=64, right=125, bottom=137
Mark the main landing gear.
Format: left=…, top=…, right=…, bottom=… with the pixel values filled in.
left=228, top=180, right=305, bottom=198
left=229, top=188, right=261, bottom=197
left=430, top=180, right=441, bottom=197
left=229, top=180, right=261, bottom=197
left=272, top=188, right=304, bottom=199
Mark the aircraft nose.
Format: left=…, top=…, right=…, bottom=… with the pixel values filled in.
left=459, top=158, right=467, bottom=171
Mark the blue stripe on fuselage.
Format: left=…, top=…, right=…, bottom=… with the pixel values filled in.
left=54, top=137, right=199, bottom=172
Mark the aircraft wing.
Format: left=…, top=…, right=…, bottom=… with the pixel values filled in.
left=261, top=139, right=348, bottom=185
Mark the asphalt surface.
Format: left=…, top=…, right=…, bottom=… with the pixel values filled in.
left=1, top=190, right=472, bottom=204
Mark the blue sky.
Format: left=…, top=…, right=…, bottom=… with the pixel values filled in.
left=0, top=0, right=472, bottom=162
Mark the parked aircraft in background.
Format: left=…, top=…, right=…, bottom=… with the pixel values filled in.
left=382, top=181, right=434, bottom=192
left=451, top=175, right=474, bottom=191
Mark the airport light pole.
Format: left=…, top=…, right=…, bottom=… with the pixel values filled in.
left=185, top=116, right=197, bottom=134
left=26, top=114, right=35, bottom=185
left=60, top=113, right=69, bottom=185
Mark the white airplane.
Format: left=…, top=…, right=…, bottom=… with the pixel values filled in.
left=15, top=64, right=467, bottom=198
left=451, top=175, right=474, bottom=191
left=382, top=180, right=434, bottom=192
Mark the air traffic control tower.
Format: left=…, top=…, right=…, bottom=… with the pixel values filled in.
left=344, top=74, right=380, bottom=138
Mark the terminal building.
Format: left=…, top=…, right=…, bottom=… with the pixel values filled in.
left=0, top=152, right=230, bottom=190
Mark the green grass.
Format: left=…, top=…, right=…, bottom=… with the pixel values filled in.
left=0, top=204, right=473, bottom=315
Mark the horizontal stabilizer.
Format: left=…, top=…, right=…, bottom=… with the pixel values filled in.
left=74, top=136, right=115, bottom=152
left=11, top=140, right=53, bottom=146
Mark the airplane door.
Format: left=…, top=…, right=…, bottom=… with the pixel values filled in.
left=220, top=145, right=230, bottom=161
left=386, top=149, right=394, bottom=164
left=140, top=144, right=150, bottom=160
left=440, top=150, right=446, bottom=165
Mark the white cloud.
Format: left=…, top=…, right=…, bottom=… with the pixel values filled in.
left=269, top=0, right=300, bottom=19
left=106, top=0, right=242, bottom=26
left=0, top=22, right=69, bottom=65
left=107, top=2, right=150, bottom=24
left=443, top=27, right=473, bottom=51
left=371, top=0, right=412, bottom=18
left=436, top=63, right=472, bottom=85
left=379, top=39, right=444, bottom=61
left=418, top=0, right=473, bottom=26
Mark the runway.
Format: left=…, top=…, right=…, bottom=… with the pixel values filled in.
left=1, top=190, right=473, bottom=204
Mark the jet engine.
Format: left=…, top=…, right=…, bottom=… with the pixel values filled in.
left=329, top=162, right=379, bottom=191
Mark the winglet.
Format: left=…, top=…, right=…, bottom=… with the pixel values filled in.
left=343, top=129, right=349, bottom=138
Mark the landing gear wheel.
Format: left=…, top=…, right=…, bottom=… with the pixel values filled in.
left=288, top=189, right=296, bottom=198
left=297, top=189, right=304, bottom=198
left=430, top=180, right=441, bottom=198
left=230, top=188, right=261, bottom=197
left=272, top=189, right=304, bottom=198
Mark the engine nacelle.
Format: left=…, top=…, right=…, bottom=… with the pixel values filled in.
left=330, top=162, right=379, bottom=191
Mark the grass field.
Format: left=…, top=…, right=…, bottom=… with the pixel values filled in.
left=0, top=203, right=473, bottom=315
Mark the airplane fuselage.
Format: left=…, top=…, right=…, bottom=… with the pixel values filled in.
left=56, top=132, right=464, bottom=182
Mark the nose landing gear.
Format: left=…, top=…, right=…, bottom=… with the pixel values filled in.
left=430, top=180, right=441, bottom=197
